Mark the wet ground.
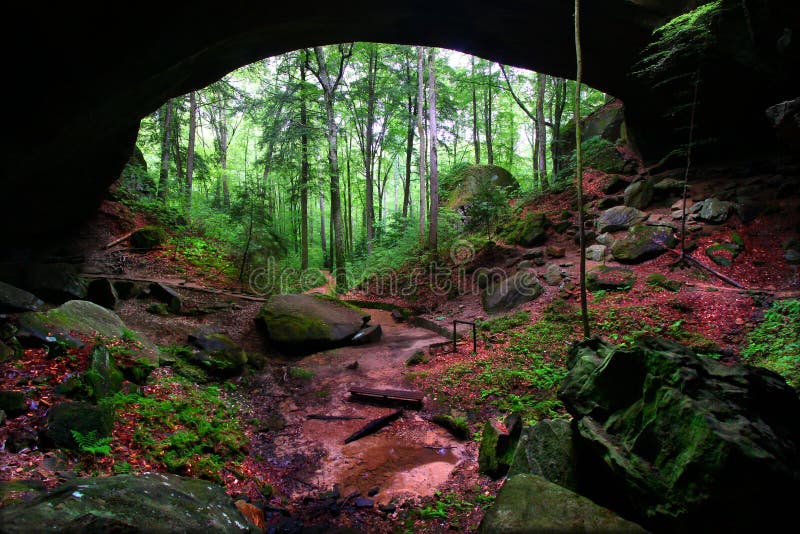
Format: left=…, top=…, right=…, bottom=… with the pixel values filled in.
left=266, top=309, right=466, bottom=505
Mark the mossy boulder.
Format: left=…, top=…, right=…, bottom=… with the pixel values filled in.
left=16, top=300, right=159, bottom=369
left=130, top=225, right=167, bottom=249
left=558, top=336, right=800, bottom=532
left=596, top=205, right=648, bottom=233
left=502, top=212, right=552, bottom=247
left=479, top=414, right=522, bottom=479
left=623, top=179, right=654, bottom=209
left=697, top=197, right=735, bottom=224
left=188, top=327, right=248, bottom=377
left=705, top=236, right=744, bottom=267
left=478, top=474, right=646, bottom=534
left=507, top=419, right=577, bottom=490
left=84, top=346, right=124, bottom=402
left=611, top=223, right=677, bottom=263
left=646, top=273, right=682, bottom=291
left=586, top=265, right=636, bottom=291
left=0, top=390, right=28, bottom=418
left=44, top=401, right=114, bottom=450
left=0, top=280, right=44, bottom=312
left=482, top=270, right=544, bottom=314
left=0, top=473, right=256, bottom=533
left=257, top=294, right=369, bottom=352
left=441, top=164, right=519, bottom=209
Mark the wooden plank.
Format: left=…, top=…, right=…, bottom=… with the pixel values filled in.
left=344, top=410, right=403, bottom=444
left=349, top=386, right=424, bottom=403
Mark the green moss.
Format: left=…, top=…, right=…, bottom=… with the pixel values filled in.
left=477, top=311, right=531, bottom=334
left=502, top=212, right=552, bottom=246
left=130, top=226, right=167, bottom=249
left=742, top=299, right=800, bottom=387
left=647, top=273, right=682, bottom=292
left=406, top=350, right=430, bottom=366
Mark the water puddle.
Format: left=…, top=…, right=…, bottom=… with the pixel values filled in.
left=325, top=434, right=459, bottom=504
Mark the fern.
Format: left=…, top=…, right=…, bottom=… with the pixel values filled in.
left=71, top=429, right=112, bottom=456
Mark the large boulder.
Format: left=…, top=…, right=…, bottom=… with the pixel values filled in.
left=256, top=294, right=369, bottom=351
left=697, top=197, right=735, bottom=224
left=507, top=418, right=577, bottom=490
left=441, top=164, right=519, bottom=210
left=44, top=401, right=114, bottom=450
left=87, top=277, right=119, bottom=310
left=766, top=96, right=800, bottom=151
left=559, top=336, right=800, bottom=532
left=611, top=223, right=677, bottom=263
left=502, top=212, right=552, bottom=247
left=478, top=474, right=646, bottom=534
left=482, top=270, right=544, bottom=314
left=479, top=414, right=523, bottom=479
left=596, top=206, right=648, bottom=233
left=16, top=300, right=159, bottom=370
left=0, top=473, right=256, bottom=533
left=623, top=179, right=654, bottom=209
left=586, top=265, right=636, bottom=291
left=84, top=345, right=124, bottom=402
left=0, top=281, right=44, bottom=312
left=188, top=327, right=248, bottom=377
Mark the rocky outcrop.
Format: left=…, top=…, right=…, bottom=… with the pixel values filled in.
left=478, top=474, right=646, bottom=534
left=87, top=277, right=118, bottom=310
left=507, top=418, right=577, bottom=489
left=479, top=414, right=522, bottom=478
left=256, top=294, right=369, bottom=352
left=559, top=336, right=800, bottom=532
left=481, top=270, right=544, bottom=314
left=0, top=473, right=256, bottom=533
left=624, top=179, right=654, bottom=209
left=766, top=96, right=800, bottom=151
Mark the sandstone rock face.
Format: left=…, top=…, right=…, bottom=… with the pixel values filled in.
left=0, top=473, right=256, bottom=533
left=478, top=474, right=647, bottom=534
left=559, top=336, right=800, bottom=532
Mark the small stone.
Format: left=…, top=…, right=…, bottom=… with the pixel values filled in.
left=379, top=504, right=396, bottom=513
left=785, top=249, right=800, bottom=264
left=368, top=487, right=380, bottom=497
left=546, top=246, right=565, bottom=258
left=586, top=245, right=606, bottom=262
left=354, top=497, right=374, bottom=508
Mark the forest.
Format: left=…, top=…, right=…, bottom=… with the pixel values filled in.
left=1, top=1, right=799, bottom=533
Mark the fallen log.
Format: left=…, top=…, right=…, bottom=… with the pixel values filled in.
left=343, top=410, right=403, bottom=444
left=103, top=229, right=137, bottom=249
left=349, top=386, right=424, bottom=406
left=308, top=414, right=365, bottom=421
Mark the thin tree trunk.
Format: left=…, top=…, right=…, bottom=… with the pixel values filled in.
left=427, top=48, right=439, bottom=253
left=310, top=45, right=351, bottom=290
left=536, top=72, right=548, bottom=186
left=416, top=46, right=427, bottom=244
left=186, top=91, right=197, bottom=215
left=484, top=81, right=494, bottom=166
left=364, top=44, right=377, bottom=253
left=471, top=56, right=481, bottom=164
left=403, top=92, right=416, bottom=219
left=158, top=99, right=173, bottom=203
left=319, top=188, right=327, bottom=267
left=575, top=0, right=590, bottom=339
left=300, top=56, right=310, bottom=271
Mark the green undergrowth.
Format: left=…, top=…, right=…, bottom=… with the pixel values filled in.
left=103, top=373, right=248, bottom=482
left=742, top=299, right=800, bottom=387
left=477, top=310, right=531, bottom=334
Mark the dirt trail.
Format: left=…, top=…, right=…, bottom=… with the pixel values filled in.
left=270, top=309, right=468, bottom=505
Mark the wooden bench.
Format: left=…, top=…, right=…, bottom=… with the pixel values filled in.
left=349, top=386, right=424, bottom=406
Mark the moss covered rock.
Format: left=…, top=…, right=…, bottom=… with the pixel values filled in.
left=502, top=212, right=552, bottom=247
left=586, top=265, right=636, bottom=291
left=611, top=224, right=677, bottom=263
left=257, top=294, right=369, bottom=351
left=44, top=401, right=114, bottom=450
left=0, top=280, right=44, bottom=312
left=596, top=205, right=648, bottom=233
left=479, top=414, right=522, bottom=479
left=0, top=473, right=256, bottom=533
left=130, top=225, right=167, bottom=249
left=0, top=390, right=27, bottom=418
left=441, top=164, right=519, bottom=209
left=478, top=474, right=646, bottom=534
left=482, top=270, right=543, bottom=314
left=85, top=346, right=124, bottom=402
left=507, top=419, right=577, bottom=489
left=188, top=327, right=248, bottom=377
left=558, top=336, right=800, bottom=532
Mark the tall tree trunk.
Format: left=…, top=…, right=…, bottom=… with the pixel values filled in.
left=574, top=0, right=590, bottom=339
left=158, top=99, right=173, bottom=203
left=427, top=48, right=439, bottom=253
left=219, top=104, right=230, bottom=211
left=403, top=91, right=416, bottom=219
left=171, top=105, right=184, bottom=190
left=416, top=46, right=427, bottom=244
left=311, top=45, right=351, bottom=290
left=319, top=188, right=328, bottom=267
left=552, top=78, right=567, bottom=178
left=300, top=56, right=310, bottom=271
left=364, top=44, right=377, bottom=253
left=471, top=56, right=481, bottom=164
left=186, top=91, right=197, bottom=215
left=484, top=81, right=494, bottom=166
left=536, top=72, right=548, bottom=186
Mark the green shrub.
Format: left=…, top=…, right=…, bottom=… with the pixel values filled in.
left=742, top=299, right=800, bottom=387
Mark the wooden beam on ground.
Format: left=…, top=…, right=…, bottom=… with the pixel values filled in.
left=349, top=386, right=424, bottom=406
